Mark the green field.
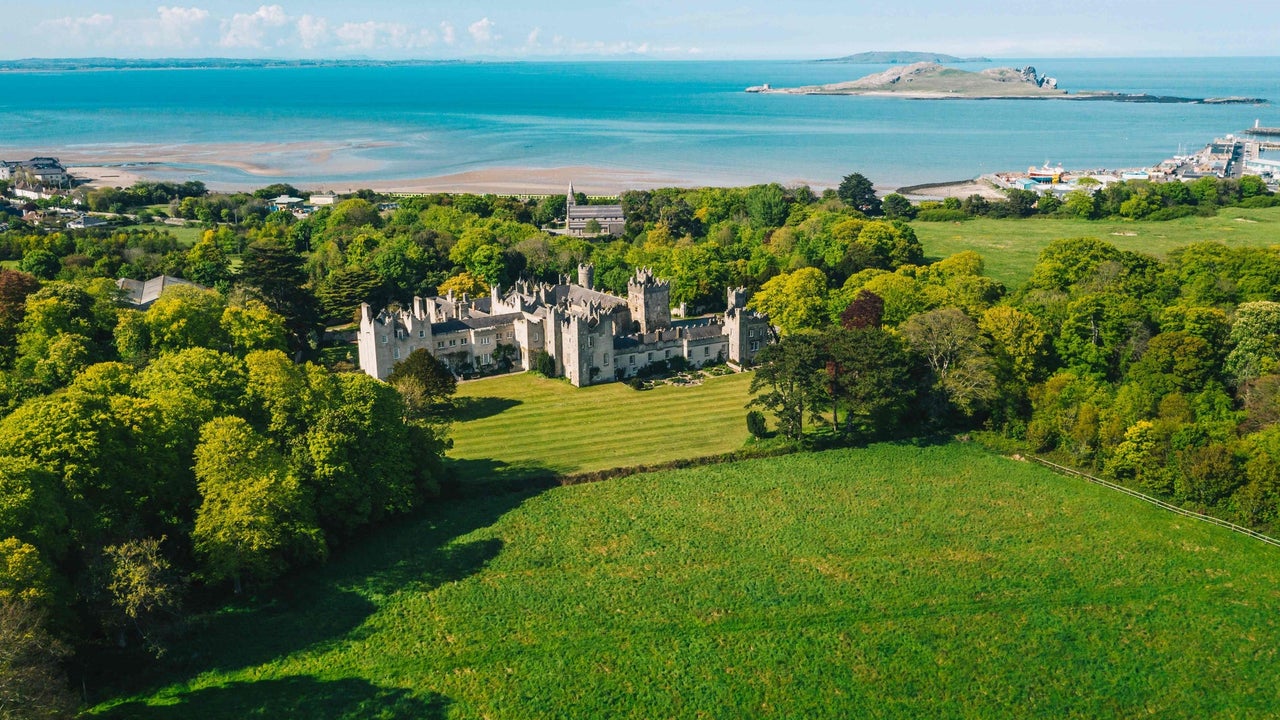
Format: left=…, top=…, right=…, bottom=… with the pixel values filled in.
left=912, top=206, right=1280, bottom=287
left=113, top=222, right=205, bottom=247
left=90, top=442, right=1280, bottom=718
left=447, top=371, right=756, bottom=482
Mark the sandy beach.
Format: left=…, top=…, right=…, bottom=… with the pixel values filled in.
left=896, top=178, right=1007, bottom=201
left=5, top=139, right=980, bottom=197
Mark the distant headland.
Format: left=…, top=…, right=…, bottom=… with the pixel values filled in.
left=749, top=62, right=1267, bottom=104
left=816, top=51, right=991, bottom=64
left=0, top=57, right=470, bottom=73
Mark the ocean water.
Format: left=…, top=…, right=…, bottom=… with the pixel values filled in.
left=1, top=57, right=1278, bottom=189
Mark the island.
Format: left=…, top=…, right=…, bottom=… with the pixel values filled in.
left=816, top=51, right=991, bottom=64
left=747, top=62, right=1267, bottom=104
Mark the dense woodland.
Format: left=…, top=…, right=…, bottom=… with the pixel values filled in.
left=1, top=172, right=1279, bottom=716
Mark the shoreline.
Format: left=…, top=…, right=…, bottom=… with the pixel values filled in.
left=7, top=141, right=994, bottom=198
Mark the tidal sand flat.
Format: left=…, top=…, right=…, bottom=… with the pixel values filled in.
left=2, top=59, right=1277, bottom=190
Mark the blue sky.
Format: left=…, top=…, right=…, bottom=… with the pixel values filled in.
left=6, top=2, right=1278, bottom=59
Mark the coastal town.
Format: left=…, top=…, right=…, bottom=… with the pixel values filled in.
left=5, top=123, right=1279, bottom=231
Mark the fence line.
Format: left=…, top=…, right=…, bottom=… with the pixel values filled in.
left=1028, top=456, right=1280, bottom=549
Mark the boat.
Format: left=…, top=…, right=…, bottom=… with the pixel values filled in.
left=1027, top=162, right=1065, bottom=183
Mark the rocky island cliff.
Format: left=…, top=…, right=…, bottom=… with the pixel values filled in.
left=747, top=62, right=1266, bottom=104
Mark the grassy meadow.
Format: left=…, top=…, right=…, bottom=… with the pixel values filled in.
left=912, top=205, right=1280, bottom=287
left=115, top=222, right=205, bottom=246
left=89, top=442, right=1280, bottom=719
left=447, top=370, right=756, bottom=483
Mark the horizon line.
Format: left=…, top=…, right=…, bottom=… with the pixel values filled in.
left=4, top=54, right=1280, bottom=64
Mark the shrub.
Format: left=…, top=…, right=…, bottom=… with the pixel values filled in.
left=1238, top=195, right=1279, bottom=209
left=915, top=209, right=971, bottom=222
left=531, top=350, right=556, bottom=378
left=746, top=410, right=768, bottom=439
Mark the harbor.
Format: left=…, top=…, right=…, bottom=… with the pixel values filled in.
left=902, top=121, right=1280, bottom=199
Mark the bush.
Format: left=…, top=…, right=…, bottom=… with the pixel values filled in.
left=915, top=209, right=972, bottom=222
left=636, top=359, right=671, bottom=379
left=1145, top=205, right=1197, bottom=221
left=1237, top=195, right=1279, bottom=209
left=531, top=350, right=556, bottom=378
left=746, top=410, right=768, bottom=439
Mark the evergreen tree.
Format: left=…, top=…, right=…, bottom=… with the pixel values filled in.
left=836, top=172, right=882, bottom=216
left=238, top=239, right=320, bottom=353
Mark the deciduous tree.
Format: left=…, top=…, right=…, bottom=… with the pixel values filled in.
left=193, top=417, right=325, bottom=593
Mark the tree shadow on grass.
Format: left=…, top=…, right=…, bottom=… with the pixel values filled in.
left=442, top=457, right=562, bottom=496
left=452, top=395, right=522, bottom=422
left=85, top=476, right=550, bottom=703
left=95, top=675, right=448, bottom=720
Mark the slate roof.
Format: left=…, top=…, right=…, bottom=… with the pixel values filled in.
left=684, top=324, right=727, bottom=341
left=568, top=204, right=625, bottom=219
left=551, top=284, right=628, bottom=309
left=462, top=312, right=522, bottom=330
left=116, top=275, right=204, bottom=309
left=431, top=319, right=470, bottom=334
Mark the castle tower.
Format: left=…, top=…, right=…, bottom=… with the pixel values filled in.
left=627, top=267, right=671, bottom=334
left=577, top=263, right=594, bottom=290
left=727, top=286, right=748, bottom=310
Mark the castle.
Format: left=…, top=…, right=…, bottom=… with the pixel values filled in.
left=357, top=266, right=773, bottom=387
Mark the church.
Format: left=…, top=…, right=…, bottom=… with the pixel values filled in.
left=357, top=266, right=773, bottom=387
left=564, top=184, right=626, bottom=236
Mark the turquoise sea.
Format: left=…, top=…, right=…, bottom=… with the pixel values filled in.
left=1, top=57, right=1278, bottom=189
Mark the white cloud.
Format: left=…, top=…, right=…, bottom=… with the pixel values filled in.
left=42, top=13, right=115, bottom=36
left=136, top=6, right=211, bottom=48
left=296, top=14, right=329, bottom=49
left=40, top=9, right=213, bottom=50
left=334, top=21, right=434, bottom=51
left=526, top=27, right=542, bottom=47
left=220, top=4, right=290, bottom=48
left=440, top=21, right=456, bottom=45
left=468, top=17, right=495, bottom=44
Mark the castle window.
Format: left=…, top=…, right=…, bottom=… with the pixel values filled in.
left=704, top=347, right=710, bottom=357
left=749, top=329, right=756, bottom=338
left=664, top=349, right=670, bottom=359
left=630, top=355, right=636, bottom=366
left=603, top=353, right=609, bottom=365
left=460, top=337, right=468, bottom=345
left=437, top=341, right=445, bottom=349
left=449, top=339, right=456, bottom=347
left=481, top=336, right=491, bottom=345
left=533, top=334, right=541, bottom=341
left=647, top=352, right=653, bottom=362
left=418, top=330, right=425, bottom=338
left=750, top=341, right=760, bottom=352
left=381, top=335, right=388, bottom=344
left=588, top=337, right=594, bottom=349
left=507, top=332, right=514, bottom=338
left=393, top=348, right=401, bottom=359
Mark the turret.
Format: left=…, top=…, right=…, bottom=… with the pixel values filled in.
left=627, top=267, right=671, bottom=334
left=578, top=263, right=594, bottom=290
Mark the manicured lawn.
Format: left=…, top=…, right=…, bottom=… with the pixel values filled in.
left=115, top=222, right=205, bottom=246
left=447, top=370, right=756, bottom=482
left=89, top=442, right=1280, bottom=719
left=912, top=205, right=1280, bottom=287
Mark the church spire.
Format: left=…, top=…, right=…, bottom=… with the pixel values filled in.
left=567, top=182, right=576, bottom=207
